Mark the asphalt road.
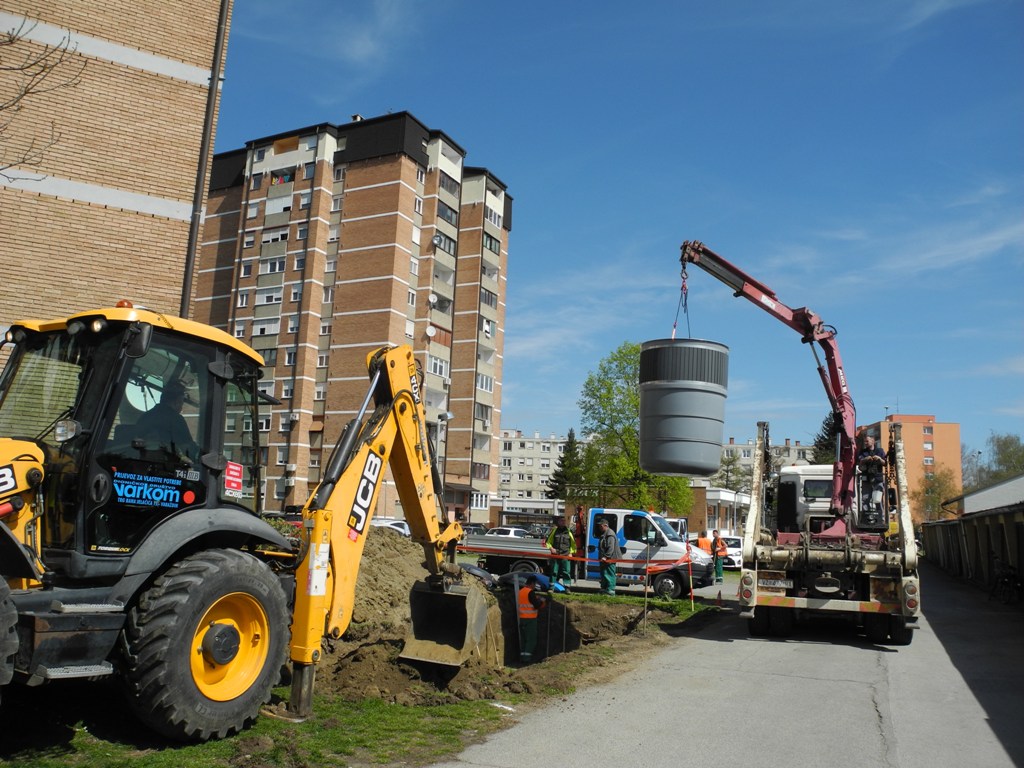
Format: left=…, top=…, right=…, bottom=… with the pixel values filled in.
left=429, top=560, right=1024, bottom=768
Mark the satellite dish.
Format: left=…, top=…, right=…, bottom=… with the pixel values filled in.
left=432, top=234, right=443, bottom=246
left=425, top=326, right=436, bottom=337
left=428, top=293, right=438, bottom=306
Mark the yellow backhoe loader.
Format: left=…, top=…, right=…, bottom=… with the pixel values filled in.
left=0, top=302, right=488, bottom=740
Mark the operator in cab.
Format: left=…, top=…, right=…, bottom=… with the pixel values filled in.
left=135, top=380, right=198, bottom=461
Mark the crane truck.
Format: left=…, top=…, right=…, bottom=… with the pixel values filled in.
left=677, top=241, right=920, bottom=644
left=0, top=302, right=488, bottom=740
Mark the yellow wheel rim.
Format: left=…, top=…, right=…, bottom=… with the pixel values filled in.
left=189, top=591, right=271, bottom=701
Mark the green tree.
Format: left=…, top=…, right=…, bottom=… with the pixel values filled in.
left=910, top=464, right=960, bottom=522
left=577, top=341, right=693, bottom=515
left=711, top=452, right=750, bottom=492
left=546, top=428, right=584, bottom=499
left=964, top=432, right=1024, bottom=490
left=811, top=412, right=838, bottom=465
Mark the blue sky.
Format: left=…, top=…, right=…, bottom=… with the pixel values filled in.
left=214, top=1, right=1023, bottom=460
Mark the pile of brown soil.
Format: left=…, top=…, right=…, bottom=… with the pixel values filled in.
left=311, top=528, right=680, bottom=706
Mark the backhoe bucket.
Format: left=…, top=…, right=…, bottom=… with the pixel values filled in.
left=401, top=582, right=489, bottom=666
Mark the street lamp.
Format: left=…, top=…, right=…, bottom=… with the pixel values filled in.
left=437, top=411, right=454, bottom=519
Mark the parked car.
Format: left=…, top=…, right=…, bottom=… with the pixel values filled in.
left=721, top=535, right=743, bottom=569
left=370, top=517, right=411, bottom=537
left=483, top=526, right=528, bottom=538
left=461, top=523, right=488, bottom=536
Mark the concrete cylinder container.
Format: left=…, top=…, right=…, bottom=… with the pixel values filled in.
left=639, top=338, right=729, bottom=476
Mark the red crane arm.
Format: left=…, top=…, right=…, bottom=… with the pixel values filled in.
left=680, top=240, right=857, bottom=516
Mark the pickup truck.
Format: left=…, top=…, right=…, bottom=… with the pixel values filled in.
left=459, top=508, right=714, bottom=599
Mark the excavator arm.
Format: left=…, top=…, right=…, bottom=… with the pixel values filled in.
left=680, top=241, right=857, bottom=516
left=285, top=345, right=483, bottom=718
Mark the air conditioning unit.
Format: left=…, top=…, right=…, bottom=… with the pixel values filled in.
left=284, top=477, right=295, bottom=487
left=289, top=412, right=300, bottom=422
left=482, top=419, right=490, bottom=430
left=286, top=463, right=297, bottom=472
left=443, top=377, right=452, bottom=388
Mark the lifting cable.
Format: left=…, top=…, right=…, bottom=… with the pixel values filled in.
left=671, top=266, right=691, bottom=339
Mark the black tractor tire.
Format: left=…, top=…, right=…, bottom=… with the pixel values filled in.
left=748, top=606, right=771, bottom=637
left=121, top=549, right=290, bottom=742
left=652, top=571, right=686, bottom=600
left=0, top=580, right=19, bottom=688
left=888, top=615, right=914, bottom=646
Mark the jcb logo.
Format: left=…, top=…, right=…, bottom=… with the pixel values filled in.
left=408, top=367, right=421, bottom=405
left=348, top=452, right=383, bottom=533
left=0, top=465, right=15, bottom=494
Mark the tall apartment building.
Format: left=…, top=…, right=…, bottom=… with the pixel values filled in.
left=860, top=414, right=962, bottom=522
left=0, top=1, right=230, bottom=326
left=498, top=429, right=567, bottom=507
left=196, top=112, right=511, bottom=522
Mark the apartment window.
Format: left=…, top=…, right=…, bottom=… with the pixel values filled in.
left=924, top=457, right=934, bottom=466
left=302, top=134, right=316, bottom=151
left=439, top=171, right=460, bottom=196
left=476, top=373, right=493, bottom=393
left=409, top=257, right=419, bottom=276
left=310, top=453, right=321, bottom=468
left=326, top=259, right=337, bottom=272
left=502, top=441, right=512, bottom=451
left=480, top=288, right=497, bottom=309
left=333, top=166, right=345, bottom=183
left=317, top=354, right=328, bottom=368
left=414, top=197, right=423, bottom=215
left=270, top=168, right=294, bottom=185
left=479, top=317, right=493, bottom=338
left=243, top=233, right=255, bottom=249
left=485, top=205, right=502, bottom=228
left=923, top=442, right=934, bottom=451
left=262, top=227, right=288, bottom=244
left=320, top=321, right=332, bottom=335
left=237, top=292, right=249, bottom=308
left=484, top=232, right=501, bottom=254
left=297, top=225, right=308, bottom=240
left=315, top=385, right=326, bottom=401
left=291, top=285, right=302, bottom=302
left=326, top=224, right=339, bottom=243
left=923, top=426, right=933, bottom=435
left=250, top=171, right=263, bottom=189
left=405, top=319, right=414, bottom=339
left=303, top=162, right=315, bottom=180
left=265, top=196, right=291, bottom=215
left=260, top=258, right=285, bottom=275
left=541, top=459, right=550, bottom=469
left=434, top=232, right=456, bottom=254
left=428, top=355, right=449, bottom=378
left=437, top=201, right=458, bottom=226
left=501, top=457, right=511, bottom=468
left=294, top=256, right=305, bottom=271
left=407, top=289, right=416, bottom=307
left=257, top=287, right=282, bottom=304
left=285, top=350, right=296, bottom=366
left=282, top=383, right=293, bottom=399
left=323, top=286, right=334, bottom=303
left=474, top=402, right=491, bottom=421
left=258, top=415, right=271, bottom=432
left=287, top=316, right=299, bottom=333
left=416, top=167, right=425, bottom=184
left=257, top=348, right=277, bottom=366
left=541, top=443, right=551, bottom=453
left=255, top=148, right=267, bottom=162
left=247, top=203, right=259, bottom=219
left=331, top=195, right=342, bottom=212
left=233, top=322, right=245, bottom=338
left=299, top=191, right=311, bottom=210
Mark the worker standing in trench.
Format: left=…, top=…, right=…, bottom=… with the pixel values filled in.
left=517, top=575, right=548, bottom=663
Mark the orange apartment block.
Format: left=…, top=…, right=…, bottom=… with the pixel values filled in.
left=0, top=1, right=231, bottom=328
left=196, top=113, right=510, bottom=524
left=859, top=414, right=962, bottom=523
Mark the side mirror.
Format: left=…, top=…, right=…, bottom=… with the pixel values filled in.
left=126, top=322, right=152, bottom=358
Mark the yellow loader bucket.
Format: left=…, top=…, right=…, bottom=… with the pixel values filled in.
left=401, top=582, right=489, bottom=666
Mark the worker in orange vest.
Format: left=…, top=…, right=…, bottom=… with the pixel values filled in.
left=696, top=530, right=712, bottom=555
left=712, top=529, right=728, bottom=584
left=517, top=574, right=547, bottom=663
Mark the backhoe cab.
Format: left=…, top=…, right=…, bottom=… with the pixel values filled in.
left=0, top=303, right=486, bottom=740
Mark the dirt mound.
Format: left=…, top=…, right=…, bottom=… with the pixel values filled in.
left=310, top=528, right=677, bottom=706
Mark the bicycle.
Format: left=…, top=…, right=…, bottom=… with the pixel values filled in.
left=989, top=563, right=1022, bottom=605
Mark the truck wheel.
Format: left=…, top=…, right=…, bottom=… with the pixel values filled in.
left=0, top=581, right=18, bottom=688
left=652, top=572, right=685, bottom=600
left=121, top=549, right=289, bottom=741
left=863, top=613, right=889, bottom=644
left=748, top=607, right=770, bottom=637
left=888, top=615, right=913, bottom=646
left=510, top=560, right=540, bottom=574
left=768, top=607, right=794, bottom=637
